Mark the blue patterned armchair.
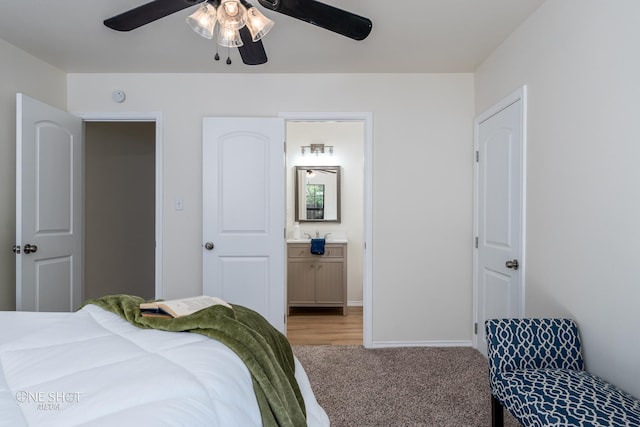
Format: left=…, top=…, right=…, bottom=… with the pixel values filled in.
left=485, top=318, right=640, bottom=427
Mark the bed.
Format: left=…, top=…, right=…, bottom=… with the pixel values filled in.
left=0, top=298, right=329, bottom=427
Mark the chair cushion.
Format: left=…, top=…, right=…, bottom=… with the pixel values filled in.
left=494, top=369, right=640, bottom=426
left=486, top=318, right=584, bottom=373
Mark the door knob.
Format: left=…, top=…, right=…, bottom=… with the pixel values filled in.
left=505, top=259, right=519, bottom=270
left=204, top=242, right=214, bottom=251
left=12, top=245, right=20, bottom=254
left=23, top=244, right=38, bottom=254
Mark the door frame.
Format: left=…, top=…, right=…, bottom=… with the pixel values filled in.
left=472, top=87, right=527, bottom=350
left=75, top=111, right=164, bottom=298
left=279, top=112, right=373, bottom=348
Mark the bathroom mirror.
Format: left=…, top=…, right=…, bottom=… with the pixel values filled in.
left=295, top=166, right=341, bottom=222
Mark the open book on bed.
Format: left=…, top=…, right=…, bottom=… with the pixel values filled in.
left=140, top=295, right=231, bottom=318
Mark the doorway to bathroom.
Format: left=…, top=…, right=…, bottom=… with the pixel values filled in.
left=281, top=112, right=372, bottom=346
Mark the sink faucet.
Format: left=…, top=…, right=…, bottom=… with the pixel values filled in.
left=305, top=232, right=331, bottom=239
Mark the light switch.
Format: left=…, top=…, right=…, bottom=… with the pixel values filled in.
left=175, top=198, right=184, bottom=211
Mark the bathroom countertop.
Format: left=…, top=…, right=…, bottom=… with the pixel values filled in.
left=286, top=238, right=348, bottom=244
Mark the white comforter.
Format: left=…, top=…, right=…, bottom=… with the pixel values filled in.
left=0, top=304, right=329, bottom=427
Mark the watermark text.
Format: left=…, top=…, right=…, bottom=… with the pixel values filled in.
left=15, top=391, right=82, bottom=411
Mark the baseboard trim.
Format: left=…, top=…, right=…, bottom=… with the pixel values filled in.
left=370, top=340, right=473, bottom=349
left=348, top=301, right=363, bottom=307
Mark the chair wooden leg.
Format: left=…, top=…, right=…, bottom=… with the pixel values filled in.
left=491, top=395, right=504, bottom=427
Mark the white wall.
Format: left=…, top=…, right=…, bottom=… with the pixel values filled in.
left=0, top=39, right=67, bottom=311
left=67, top=73, right=475, bottom=345
left=475, top=0, right=640, bottom=397
left=286, top=121, right=364, bottom=305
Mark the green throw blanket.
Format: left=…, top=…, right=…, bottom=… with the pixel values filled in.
left=82, top=294, right=306, bottom=427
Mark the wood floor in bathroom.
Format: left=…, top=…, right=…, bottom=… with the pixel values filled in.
left=286, top=307, right=363, bottom=346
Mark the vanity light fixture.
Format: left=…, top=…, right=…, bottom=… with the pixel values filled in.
left=301, top=143, right=334, bottom=156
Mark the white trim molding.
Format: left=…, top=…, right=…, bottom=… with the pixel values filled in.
left=73, top=111, right=164, bottom=299
left=371, top=340, right=473, bottom=349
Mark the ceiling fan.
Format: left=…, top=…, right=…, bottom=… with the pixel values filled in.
left=104, top=0, right=373, bottom=65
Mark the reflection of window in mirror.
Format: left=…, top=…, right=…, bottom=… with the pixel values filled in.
left=295, top=166, right=340, bottom=222
left=306, top=184, right=325, bottom=219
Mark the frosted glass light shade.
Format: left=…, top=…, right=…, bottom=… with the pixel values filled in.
left=186, top=3, right=217, bottom=39
left=245, top=6, right=274, bottom=41
left=217, top=25, right=244, bottom=47
left=217, top=0, right=247, bottom=30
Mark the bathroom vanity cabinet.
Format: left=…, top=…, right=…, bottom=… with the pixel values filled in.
left=287, top=242, right=347, bottom=315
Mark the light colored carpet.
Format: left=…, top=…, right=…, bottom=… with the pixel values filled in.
left=293, top=345, right=521, bottom=427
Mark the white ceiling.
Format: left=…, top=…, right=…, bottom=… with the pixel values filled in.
left=0, top=0, right=545, bottom=73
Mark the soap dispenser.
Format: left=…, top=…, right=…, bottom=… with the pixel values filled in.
left=293, top=222, right=301, bottom=239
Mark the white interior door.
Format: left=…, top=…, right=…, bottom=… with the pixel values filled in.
left=474, top=89, right=526, bottom=355
left=202, top=117, right=286, bottom=332
left=16, top=94, right=83, bottom=312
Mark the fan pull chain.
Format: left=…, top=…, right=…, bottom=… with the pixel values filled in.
left=213, top=44, right=232, bottom=65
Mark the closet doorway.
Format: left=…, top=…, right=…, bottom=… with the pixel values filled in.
left=83, top=120, right=158, bottom=301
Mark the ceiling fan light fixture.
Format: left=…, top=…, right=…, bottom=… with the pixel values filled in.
left=245, top=6, right=274, bottom=41
left=186, top=3, right=217, bottom=39
left=107, top=0, right=372, bottom=66
left=217, top=25, right=244, bottom=48
left=217, top=0, right=248, bottom=30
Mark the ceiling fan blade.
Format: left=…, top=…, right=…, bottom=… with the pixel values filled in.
left=238, top=27, right=268, bottom=65
left=257, top=0, right=372, bottom=41
left=104, top=0, right=206, bottom=31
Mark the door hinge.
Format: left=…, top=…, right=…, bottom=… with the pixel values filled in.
left=474, top=322, right=478, bottom=334
left=475, top=150, right=479, bottom=162
left=475, top=237, right=478, bottom=249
